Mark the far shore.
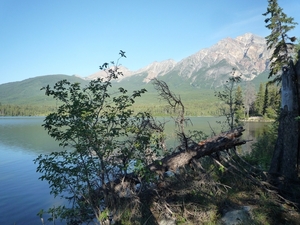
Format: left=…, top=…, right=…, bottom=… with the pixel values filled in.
left=241, top=116, right=274, bottom=122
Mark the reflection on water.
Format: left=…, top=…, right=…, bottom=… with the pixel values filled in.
left=0, top=117, right=63, bottom=154
left=0, top=117, right=65, bottom=225
left=242, top=121, right=271, bottom=154
left=0, top=116, right=270, bottom=224
left=162, top=117, right=270, bottom=154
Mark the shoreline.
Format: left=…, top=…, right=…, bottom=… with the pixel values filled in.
left=241, top=116, right=274, bottom=122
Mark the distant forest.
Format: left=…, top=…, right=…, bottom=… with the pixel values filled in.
left=0, top=82, right=280, bottom=118
left=0, top=104, right=56, bottom=116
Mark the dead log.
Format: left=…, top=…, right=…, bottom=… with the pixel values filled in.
left=147, top=126, right=246, bottom=176
left=84, top=127, right=247, bottom=208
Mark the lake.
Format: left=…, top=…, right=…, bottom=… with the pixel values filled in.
left=0, top=116, right=270, bottom=225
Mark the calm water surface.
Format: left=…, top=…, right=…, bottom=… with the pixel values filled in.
left=0, top=117, right=64, bottom=225
left=0, top=116, right=269, bottom=224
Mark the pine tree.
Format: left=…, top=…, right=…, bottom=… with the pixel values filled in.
left=262, top=84, right=269, bottom=116
left=263, top=0, right=298, bottom=82
left=234, top=85, right=244, bottom=121
left=264, top=0, right=300, bottom=180
left=264, top=84, right=280, bottom=119
left=268, top=84, right=280, bottom=111
left=254, top=83, right=265, bottom=115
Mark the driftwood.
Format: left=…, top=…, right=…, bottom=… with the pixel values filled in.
left=84, top=126, right=248, bottom=223
left=107, top=127, right=247, bottom=194
left=149, top=79, right=247, bottom=177
left=147, top=126, right=246, bottom=176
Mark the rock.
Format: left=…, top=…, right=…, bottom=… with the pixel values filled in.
left=220, top=206, right=252, bottom=225
left=159, top=216, right=176, bottom=225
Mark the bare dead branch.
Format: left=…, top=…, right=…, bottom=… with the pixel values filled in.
left=147, top=126, right=246, bottom=176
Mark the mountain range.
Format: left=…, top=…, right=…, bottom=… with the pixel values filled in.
left=82, top=33, right=271, bottom=87
left=0, top=33, right=270, bottom=106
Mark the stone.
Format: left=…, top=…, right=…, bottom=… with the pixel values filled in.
left=220, top=206, right=252, bottom=225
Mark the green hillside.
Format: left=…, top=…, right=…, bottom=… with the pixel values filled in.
left=0, top=74, right=88, bottom=105
left=0, top=71, right=270, bottom=116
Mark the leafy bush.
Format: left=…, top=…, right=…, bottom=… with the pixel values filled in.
left=34, top=53, right=165, bottom=224
left=244, top=123, right=277, bottom=170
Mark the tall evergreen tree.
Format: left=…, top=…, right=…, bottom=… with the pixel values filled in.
left=263, top=0, right=298, bottom=83
left=234, top=85, right=244, bottom=121
left=268, top=84, right=281, bottom=111
left=264, top=0, right=300, bottom=180
left=254, top=83, right=265, bottom=115
left=262, top=84, right=269, bottom=116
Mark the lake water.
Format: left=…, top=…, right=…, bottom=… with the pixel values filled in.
left=0, top=117, right=66, bottom=225
left=0, top=116, right=269, bottom=224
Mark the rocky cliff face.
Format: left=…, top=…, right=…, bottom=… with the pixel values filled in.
left=134, top=59, right=177, bottom=82
left=172, top=33, right=271, bottom=85
left=85, top=33, right=271, bottom=87
left=87, top=66, right=134, bottom=81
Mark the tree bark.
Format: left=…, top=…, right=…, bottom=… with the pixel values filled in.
left=147, top=126, right=246, bottom=176
left=111, top=127, right=246, bottom=188
left=269, top=64, right=299, bottom=180
left=295, top=54, right=300, bottom=176
left=269, top=108, right=298, bottom=179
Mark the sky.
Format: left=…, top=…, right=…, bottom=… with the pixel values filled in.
left=1, top=0, right=300, bottom=84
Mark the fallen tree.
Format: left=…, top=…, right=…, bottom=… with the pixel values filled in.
left=148, top=126, right=246, bottom=176
left=110, top=125, right=246, bottom=192
left=101, top=126, right=247, bottom=224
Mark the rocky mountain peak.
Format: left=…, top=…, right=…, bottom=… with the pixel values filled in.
left=85, top=33, right=271, bottom=88
left=86, top=65, right=133, bottom=81
left=173, top=33, right=271, bottom=84
left=134, top=59, right=177, bottom=82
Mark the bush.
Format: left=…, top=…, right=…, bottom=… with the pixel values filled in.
left=34, top=53, right=165, bottom=224
left=244, top=123, right=277, bottom=170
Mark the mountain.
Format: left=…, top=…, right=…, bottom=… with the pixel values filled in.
left=0, top=74, right=88, bottom=105
left=0, top=33, right=270, bottom=107
left=131, top=59, right=177, bottom=82
left=167, top=33, right=271, bottom=88
left=84, top=33, right=271, bottom=88
left=86, top=66, right=134, bottom=81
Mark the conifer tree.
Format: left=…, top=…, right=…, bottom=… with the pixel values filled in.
left=268, top=84, right=280, bottom=111
left=243, top=82, right=256, bottom=118
left=262, top=84, right=269, bottom=116
left=263, top=0, right=298, bottom=82
left=264, top=0, right=300, bottom=180
left=254, top=83, right=265, bottom=115
left=234, top=85, right=244, bottom=121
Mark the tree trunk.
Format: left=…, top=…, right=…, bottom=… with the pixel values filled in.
left=95, top=127, right=247, bottom=197
left=147, top=127, right=246, bottom=176
left=296, top=54, right=300, bottom=177
left=269, top=63, right=299, bottom=180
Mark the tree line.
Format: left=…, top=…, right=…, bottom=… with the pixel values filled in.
left=0, top=82, right=280, bottom=118
left=0, top=103, right=56, bottom=116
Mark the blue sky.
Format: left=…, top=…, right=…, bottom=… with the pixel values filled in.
left=1, top=0, right=299, bottom=84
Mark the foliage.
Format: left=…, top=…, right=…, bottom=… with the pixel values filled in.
left=243, top=81, right=256, bottom=118
left=215, top=69, right=243, bottom=129
left=234, top=85, right=244, bottom=121
left=254, top=83, right=265, bottom=116
left=264, top=83, right=281, bottom=119
left=0, top=104, right=56, bottom=116
left=264, top=0, right=300, bottom=181
left=244, top=123, right=278, bottom=170
left=263, top=0, right=298, bottom=82
left=34, top=52, right=165, bottom=224
left=252, top=82, right=280, bottom=118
